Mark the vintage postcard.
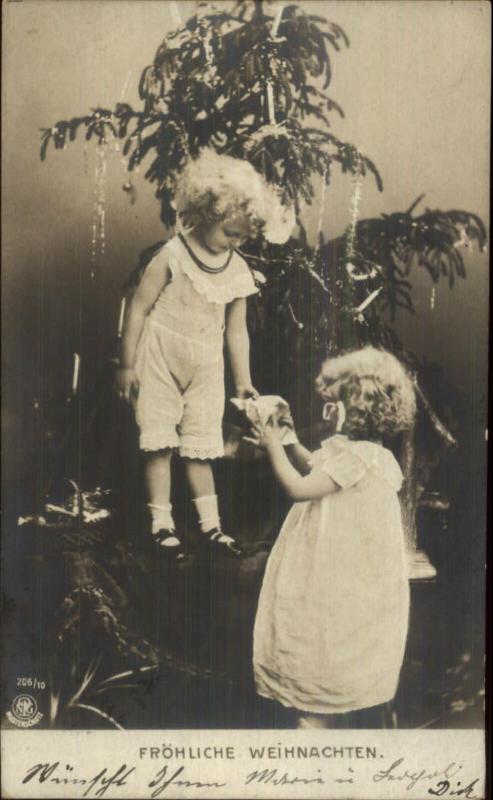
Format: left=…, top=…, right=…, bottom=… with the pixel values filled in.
left=1, top=1, right=489, bottom=798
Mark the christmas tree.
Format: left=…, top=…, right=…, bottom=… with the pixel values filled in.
left=41, top=0, right=486, bottom=565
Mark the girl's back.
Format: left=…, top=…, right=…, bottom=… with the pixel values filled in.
left=254, top=434, right=410, bottom=715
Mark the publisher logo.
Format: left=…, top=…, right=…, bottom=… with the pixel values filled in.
left=6, top=694, right=43, bottom=728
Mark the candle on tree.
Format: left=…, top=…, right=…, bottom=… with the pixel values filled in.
left=117, top=298, right=126, bottom=338
left=72, top=353, right=80, bottom=395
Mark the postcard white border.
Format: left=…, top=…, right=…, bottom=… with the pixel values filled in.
left=1, top=728, right=485, bottom=799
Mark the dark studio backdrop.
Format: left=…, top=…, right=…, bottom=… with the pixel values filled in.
left=1, top=0, right=490, bottom=730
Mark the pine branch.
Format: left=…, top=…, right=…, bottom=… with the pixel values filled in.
left=354, top=202, right=486, bottom=318
left=414, top=382, right=458, bottom=449
left=40, top=1, right=369, bottom=225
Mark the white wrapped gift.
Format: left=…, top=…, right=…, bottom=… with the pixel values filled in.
left=230, top=395, right=298, bottom=446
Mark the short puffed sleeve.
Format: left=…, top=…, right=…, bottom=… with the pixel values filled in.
left=227, top=252, right=259, bottom=300
left=318, top=437, right=369, bottom=489
left=318, top=435, right=403, bottom=491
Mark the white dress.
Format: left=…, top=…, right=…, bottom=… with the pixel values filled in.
left=253, top=435, right=410, bottom=714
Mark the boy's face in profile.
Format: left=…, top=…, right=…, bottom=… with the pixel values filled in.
left=200, top=216, right=250, bottom=255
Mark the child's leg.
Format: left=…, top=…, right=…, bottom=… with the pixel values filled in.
left=296, top=712, right=332, bottom=729
left=145, top=450, right=172, bottom=510
left=144, top=449, right=180, bottom=550
left=185, top=459, right=241, bottom=556
left=185, top=459, right=216, bottom=501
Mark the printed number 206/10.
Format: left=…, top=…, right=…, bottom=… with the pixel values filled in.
left=17, top=677, right=46, bottom=689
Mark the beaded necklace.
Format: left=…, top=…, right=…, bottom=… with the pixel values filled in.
left=179, top=233, right=233, bottom=274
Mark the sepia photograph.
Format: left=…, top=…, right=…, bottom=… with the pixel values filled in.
left=1, top=1, right=489, bottom=797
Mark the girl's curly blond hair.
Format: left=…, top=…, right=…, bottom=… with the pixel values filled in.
left=316, top=347, right=416, bottom=439
left=174, top=149, right=294, bottom=244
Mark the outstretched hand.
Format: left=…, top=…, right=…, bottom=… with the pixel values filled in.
left=278, top=407, right=296, bottom=432
left=236, top=384, right=260, bottom=400
left=243, top=415, right=283, bottom=449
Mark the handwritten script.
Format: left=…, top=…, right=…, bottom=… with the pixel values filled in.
left=20, top=757, right=481, bottom=798
left=373, top=759, right=480, bottom=798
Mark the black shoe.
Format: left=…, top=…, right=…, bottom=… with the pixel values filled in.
left=201, top=528, right=242, bottom=558
left=154, top=529, right=185, bottom=561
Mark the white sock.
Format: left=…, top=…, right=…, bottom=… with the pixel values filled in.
left=193, top=495, right=235, bottom=545
left=148, top=502, right=175, bottom=534
left=148, top=503, right=180, bottom=548
left=193, top=494, right=221, bottom=533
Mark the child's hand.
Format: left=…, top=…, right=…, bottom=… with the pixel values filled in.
left=236, top=384, right=259, bottom=400
left=278, top=407, right=296, bottom=433
left=243, top=416, right=282, bottom=449
left=115, top=366, right=139, bottom=403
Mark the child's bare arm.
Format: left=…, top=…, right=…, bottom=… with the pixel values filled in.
left=266, top=437, right=339, bottom=501
left=269, top=407, right=314, bottom=475
left=285, top=442, right=314, bottom=476
left=116, top=252, right=170, bottom=401
left=225, top=298, right=257, bottom=398
left=249, top=419, right=339, bottom=500
left=121, top=255, right=169, bottom=368
left=245, top=415, right=314, bottom=476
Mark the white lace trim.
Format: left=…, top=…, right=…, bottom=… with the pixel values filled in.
left=140, top=433, right=179, bottom=452
left=180, top=445, right=224, bottom=460
left=167, top=238, right=258, bottom=306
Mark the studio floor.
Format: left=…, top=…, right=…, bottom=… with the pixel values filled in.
left=2, top=495, right=484, bottom=731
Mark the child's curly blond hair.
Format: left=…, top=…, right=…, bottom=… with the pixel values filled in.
left=316, top=347, right=416, bottom=439
left=174, top=149, right=294, bottom=244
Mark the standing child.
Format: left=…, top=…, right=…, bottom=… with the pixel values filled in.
left=250, top=347, right=416, bottom=727
left=116, top=150, right=291, bottom=560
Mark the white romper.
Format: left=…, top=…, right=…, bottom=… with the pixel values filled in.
left=134, top=235, right=258, bottom=458
left=253, top=435, right=410, bottom=714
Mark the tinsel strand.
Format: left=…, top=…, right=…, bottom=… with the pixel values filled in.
left=90, top=143, right=107, bottom=278
left=345, top=152, right=363, bottom=265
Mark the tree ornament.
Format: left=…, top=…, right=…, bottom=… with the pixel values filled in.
left=122, top=180, right=137, bottom=204
left=346, top=260, right=381, bottom=281
left=353, top=286, right=383, bottom=316
left=287, top=301, right=304, bottom=329
left=454, top=227, right=470, bottom=249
